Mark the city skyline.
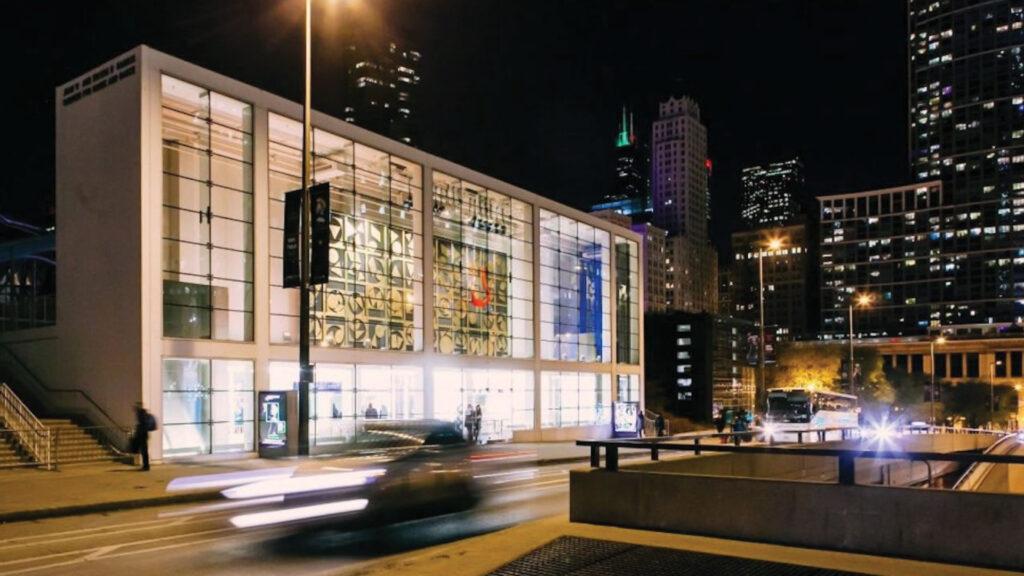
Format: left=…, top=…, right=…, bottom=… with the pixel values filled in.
left=2, top=0, right=907, bottom=256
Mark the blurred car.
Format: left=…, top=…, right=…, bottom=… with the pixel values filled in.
left=222, top=420, right=480, bottom=529
left=906, top=421, right=930, bottom=434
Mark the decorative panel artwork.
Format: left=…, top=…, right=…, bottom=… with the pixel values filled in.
left=434, top=238, right=510, bottom=356
left=311, top=213, right=417, bottom=351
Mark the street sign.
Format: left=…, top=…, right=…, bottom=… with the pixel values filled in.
left=310, top=182, right=331, bottom=285
left=283, top=190, right=302, bottom=288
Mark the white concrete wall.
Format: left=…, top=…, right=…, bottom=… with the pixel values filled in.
left=55, top=48, right=145, bottom=430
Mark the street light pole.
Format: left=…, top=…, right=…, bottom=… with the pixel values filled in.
left=297, top=0, right=314, bottom=456
left=848, top=302, right=855, bottom=394
left=930, top=339, right=936, bottom=425
left=757, top=248, right=766, bottom=414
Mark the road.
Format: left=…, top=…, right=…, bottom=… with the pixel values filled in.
left=0, top=461, right=574, bottom=576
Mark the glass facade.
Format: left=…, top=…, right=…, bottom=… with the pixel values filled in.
left=268, top=114, right=424, bottom=350
left=433, top=367, right=535, bottom=440
left=139, top=63, right=644, bottom=456
left=614, top=236, right=641, bottom=364
left=161, top=76, right=254, bottom=341
left=539, top=210, right=612, bottom=362
left=162, top=358, right=254, bottom=456
left=432, top=172, right=534, bottom=358
left=541, top=371, right=612, bottom=428
left=268, top=362, right=423, bottom=445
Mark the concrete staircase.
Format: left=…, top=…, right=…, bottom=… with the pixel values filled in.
left=41, top=419, right=118, bottom=464
left=0, top=432, right=30, bottom=467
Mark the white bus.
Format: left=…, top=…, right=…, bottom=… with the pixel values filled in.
left=764, top=388, right=858, bottom=442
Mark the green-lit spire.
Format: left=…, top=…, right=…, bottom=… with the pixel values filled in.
left=615, top=106, right=631, bottom=148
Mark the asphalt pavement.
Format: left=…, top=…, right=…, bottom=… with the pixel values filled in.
left=0, top=459, right=575, bottom=576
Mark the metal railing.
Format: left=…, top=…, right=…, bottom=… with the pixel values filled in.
left=0, top=383, right=50, bottom=468
left=577, top=431, right=1024, bottom=485
left=0, top=345, right=129, bottom=452
left=0, top=424, right=130, bottom=470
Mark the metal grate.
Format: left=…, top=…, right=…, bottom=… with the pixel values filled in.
left=489, top=536, right=866, bottom=576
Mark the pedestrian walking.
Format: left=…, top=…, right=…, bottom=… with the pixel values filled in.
left=655, top=413, right=666, bottom=437
left=132, top=402, right=156, bottom=471
left=474, top=404, right=483, bottom=444
left=637, top=409, right=646, bottom=438
left=464, top=403, right=476, bottom=442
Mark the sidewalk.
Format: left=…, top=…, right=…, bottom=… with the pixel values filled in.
left=344, top=515, right=1020, bottom=576
left=0, top=440, right=616, bottom=523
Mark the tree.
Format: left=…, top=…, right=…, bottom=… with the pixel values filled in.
left=855, top=348, right=894, bottom=406
left=769, top=343, right=843, bottom=391
left=942, top=382, right=1016, bottom=428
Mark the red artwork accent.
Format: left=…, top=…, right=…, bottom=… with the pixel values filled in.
left=470, top=268, right=492, bottom=308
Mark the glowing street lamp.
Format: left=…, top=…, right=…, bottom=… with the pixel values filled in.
left=930, top=335, right=946, bottom=425
left=848, top=292, right=873, bottom=394
left=756, top=235, right=787, bottom=410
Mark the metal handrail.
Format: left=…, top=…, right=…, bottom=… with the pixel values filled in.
left=0, top=383, right=50, bottom=468
left=577, top=434, right=1024, bottom=484
left=0, top=342, right=127, bottom=451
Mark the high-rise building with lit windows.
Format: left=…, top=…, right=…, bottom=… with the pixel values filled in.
left=819, top=181, right=948, bottom=338
left=591, top=106, right=650, bottom=218
left=652, top=96, right=718, bottom=313
left=342, top=40, right=420, bottom=145
left=651, top=96, right=709, bottom=238
left=730, top=223, right=815, bottom=340
left=907, top=0, right=1024, bottom=333
left=740, top=158, right=805, bottom=228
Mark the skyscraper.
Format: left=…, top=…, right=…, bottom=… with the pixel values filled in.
left=651, top=95, right=717, bottom=313
left=591, top=106, right=650, bottom=218
left=730, top=223, right=815, bottom=340
left=740, top=158, right=805, bottom=228
left=342, top=40, right=421, bottom=145
left=906, top=0, right=1024, bottom=332
left=651, top=96, right=709, bottom=238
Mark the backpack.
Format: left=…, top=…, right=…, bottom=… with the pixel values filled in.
left=145, top=412, right=158, bottom=432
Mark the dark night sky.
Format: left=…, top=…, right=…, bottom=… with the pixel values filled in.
left=1, top=0, right=907, bottom=255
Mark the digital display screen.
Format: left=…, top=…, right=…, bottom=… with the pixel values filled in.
left=613, top=401, right=640, bottom=434
left=260, top=393, right=287, bottom=446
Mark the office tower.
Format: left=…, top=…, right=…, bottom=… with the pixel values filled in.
left=591, top=106, right=651, bottom=219
left=740, top=158, right=805, bottom=228
left=631, top=222, right=668, bottom=313
left=652, top=95, right=717, bottom=313
left=651, top=96, right=708, bottom=238
left=730, top=223, right=815, bottom=341
left=819, top=182, right=945, bottom=338
left=906, top=0, right=1024, bottom=332
left=342, top=40, right=420, bottom=145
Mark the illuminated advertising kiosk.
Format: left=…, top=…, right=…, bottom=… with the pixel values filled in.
left=258, top=390, right=298, bottom=458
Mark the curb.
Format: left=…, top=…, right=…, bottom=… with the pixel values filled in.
left=0, top=453, right=641, bottom=524
left=0, top=490, right=222, bottom=524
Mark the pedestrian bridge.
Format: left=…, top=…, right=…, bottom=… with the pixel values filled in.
left=570, top=431, right=1024, bottom=571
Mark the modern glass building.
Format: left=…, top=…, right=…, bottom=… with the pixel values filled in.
left=739, top=158, right=805, bottom=229
left=590, top=106, right=651, bottom=220
left=907, top=0, right=1024, bottom=333
left=32, top=46, right=643, bottom=460
left=342, top=40, right=421, bottom=146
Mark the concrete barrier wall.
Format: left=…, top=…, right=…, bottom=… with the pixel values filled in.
left=570, top=467, right=1024, bottom=570
left=640, top=434, right=998, bottom=482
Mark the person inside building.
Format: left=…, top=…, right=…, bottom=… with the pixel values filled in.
left=364, top=402, right=379, bottom=419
